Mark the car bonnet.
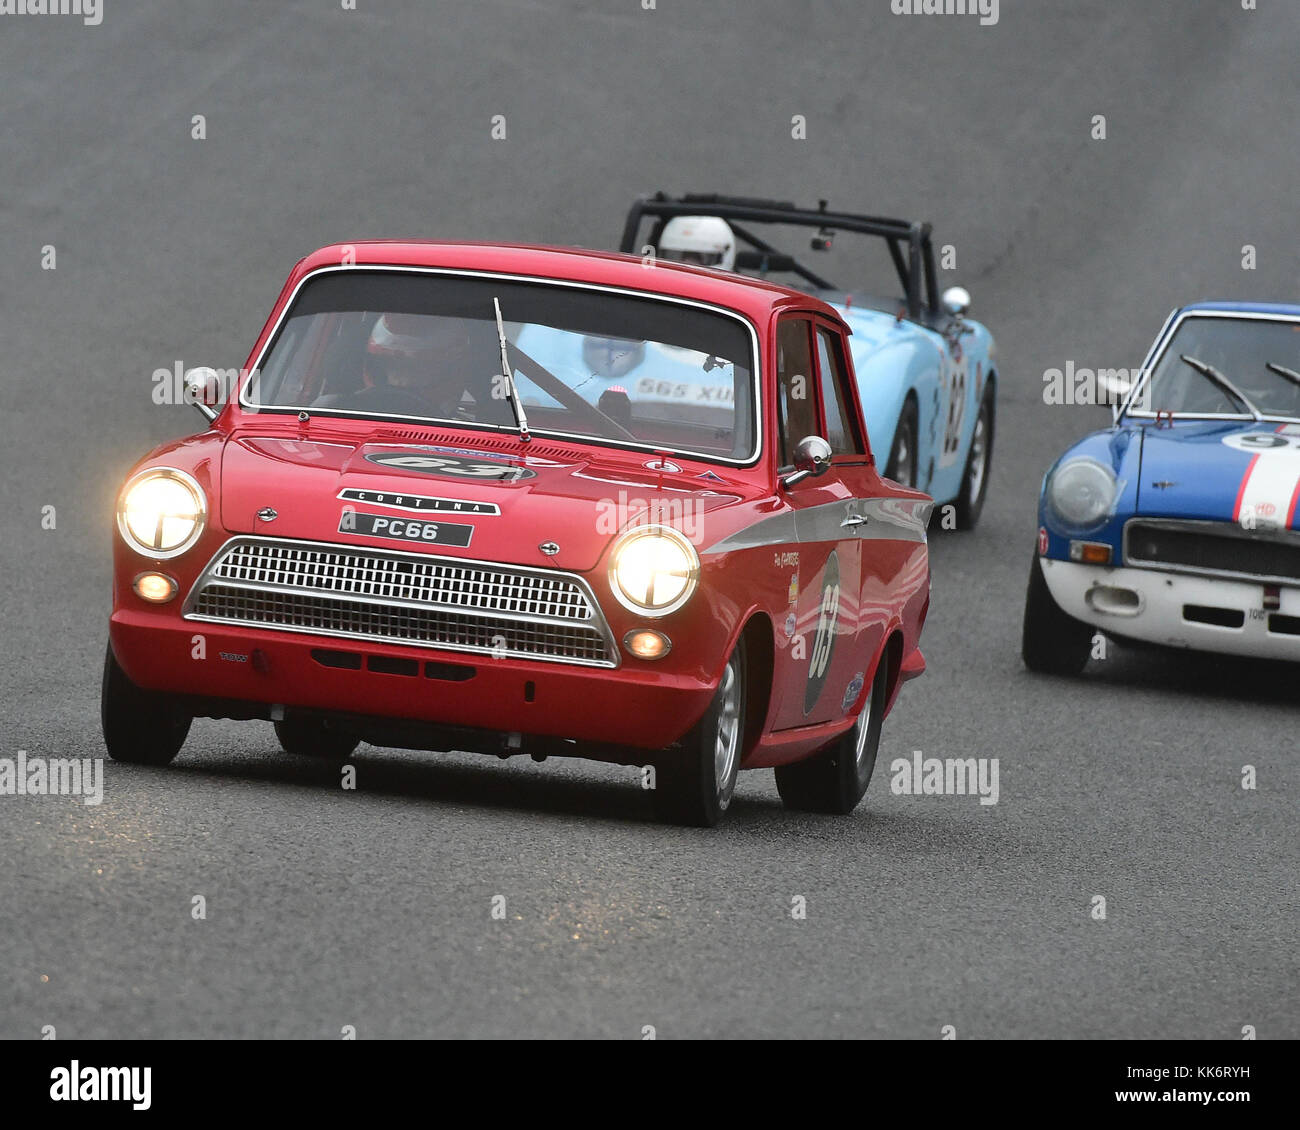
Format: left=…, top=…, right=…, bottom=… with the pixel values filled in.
left=218, top=431, right=751, bottom=572
left=1136, top=419, right=1300, bottom=528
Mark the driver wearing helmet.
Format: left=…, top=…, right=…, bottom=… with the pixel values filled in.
left=656, top=216, right=737, bottom=271
left=354, top=313, right=501, bottom=419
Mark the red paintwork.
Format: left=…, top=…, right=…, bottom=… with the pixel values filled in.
left=109, top=242, right=930, bottom=766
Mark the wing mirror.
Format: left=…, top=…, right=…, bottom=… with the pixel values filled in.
left=780, top=435, right=833, bottom=490
left=941, top=286, right=972, bottom=319
left=1098, top=370, right=1135, bottom=424
left=183, top=367, right=223, bottom=422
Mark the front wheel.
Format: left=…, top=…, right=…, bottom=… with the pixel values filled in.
left=775, top=658, right=887, bottom=815
left=1021, top=552, right=1094, bottom=675
left=653, top=644, right=746, bottom=827
left=101, top=643, right=191, bottom=765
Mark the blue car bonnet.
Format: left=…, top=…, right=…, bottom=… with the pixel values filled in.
left=1136, top=419, right=1300, bottom=527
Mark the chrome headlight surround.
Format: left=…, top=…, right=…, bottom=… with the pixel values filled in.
left=116, top=467, right=207, bottom=559
left=608, top=524, right=700, bottom=618
left=1046, top=457, right=1120, bottom=533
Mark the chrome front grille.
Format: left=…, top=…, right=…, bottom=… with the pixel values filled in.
left=184, top=538, right=618, bottom=667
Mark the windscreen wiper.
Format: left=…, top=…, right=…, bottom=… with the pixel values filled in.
left=493, top=297, right=530, bottom=444
left=1265, top=361, right=1300, bottom=391
left=1179, top=354, right=1262, bottom=420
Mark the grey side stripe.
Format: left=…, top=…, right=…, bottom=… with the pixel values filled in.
left=703, top=497, right=931, bottom=554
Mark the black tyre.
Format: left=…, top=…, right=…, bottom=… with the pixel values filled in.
left=101, top=643, right=191, bottom=766
left=274, top=717, right=360, bottom=759
left=884, top=397, right=919, bottom=488
left=775, top=657, right=887, bottom=815
left=1021, top=552, right=1094, bottom=675
left=952, top=389, right=994, bottom=530
left=653, top=643, right=746, bottom=828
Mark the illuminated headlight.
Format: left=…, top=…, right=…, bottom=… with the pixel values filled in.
left=1047, top=458, right=1119, bottom=532
left=608, top=525, right=700, bottom=617
left=117, top=468, right=206, bottom=558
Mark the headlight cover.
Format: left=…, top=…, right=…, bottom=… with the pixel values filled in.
left=1047, top=458, right=1119, bottom=532
left=117, top=468, right=207, bottom=558
left=608, top=525, right=700, bottom=617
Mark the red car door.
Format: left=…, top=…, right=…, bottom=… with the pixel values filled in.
left=769, top=315, right=864, bottom=730
left=811, top=319, right=889, bottom=716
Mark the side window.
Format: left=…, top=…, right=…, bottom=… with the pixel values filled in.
left=815, top=327, right=866, bottom=456
left=775, top=318, right=818, bottom=467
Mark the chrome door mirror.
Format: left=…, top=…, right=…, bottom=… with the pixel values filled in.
left=183, top=367, right=223, bottom=422
left=1098, top=370, right=1134, bottom=424
left=781, top=435, right=833, bottom=490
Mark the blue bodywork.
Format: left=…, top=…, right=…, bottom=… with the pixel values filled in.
left=837, top=301, right=996, bottom=503
left=512, top=299, right=997, bottom=502
left=1037, top=302, right=1300, bottom=558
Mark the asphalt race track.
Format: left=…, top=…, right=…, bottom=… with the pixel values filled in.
left=1, top=1, right=1296, bottom=1039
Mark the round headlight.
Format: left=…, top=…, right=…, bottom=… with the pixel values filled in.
left=609, top=525, right=700, bottom=617
left=1047, top=458, right=1118, bottom=531
left=117, top=468, right=206, bottom=558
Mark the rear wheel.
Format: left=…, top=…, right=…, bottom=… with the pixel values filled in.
left=1021, top=552, right=1093, bottom=675
left=274, top=717, right=360, bottom=759
left=101, top=643, right=191, bottom=766
left=884, top=397, right=919, bottom=488
left=952, top=390, right=993, bottom=529
left=653, top=644, right=746, bottom=828
left=775, top=658, right=887, bottom=815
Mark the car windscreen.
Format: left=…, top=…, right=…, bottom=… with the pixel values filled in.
left=1141, top=315, right=1300, bottom=420
left=242, top=269, right=758, bottom=462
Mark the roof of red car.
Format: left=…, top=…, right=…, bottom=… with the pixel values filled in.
left=294, top=241, right=840, bottom=325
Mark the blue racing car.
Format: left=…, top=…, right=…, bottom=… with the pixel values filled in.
left=1023, top=301, right=1300, bottom=673
left=618, top=193, right=999, bottom=528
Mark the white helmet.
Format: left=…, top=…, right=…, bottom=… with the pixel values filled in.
left=658, top=216, right=736, bottom=271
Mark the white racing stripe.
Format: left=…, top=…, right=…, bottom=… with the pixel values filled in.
left=1231, top=429, right=1300, bottom=530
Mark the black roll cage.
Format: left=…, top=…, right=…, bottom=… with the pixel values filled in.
left=618, top=192, right=940, bottom=323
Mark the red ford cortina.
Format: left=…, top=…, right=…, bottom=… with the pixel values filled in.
left=103, top=241, right=931, bottom=826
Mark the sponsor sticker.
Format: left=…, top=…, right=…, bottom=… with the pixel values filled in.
left=842, top=672, right=865, bottom=714
left=364, top=452, right=535, bottom=481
